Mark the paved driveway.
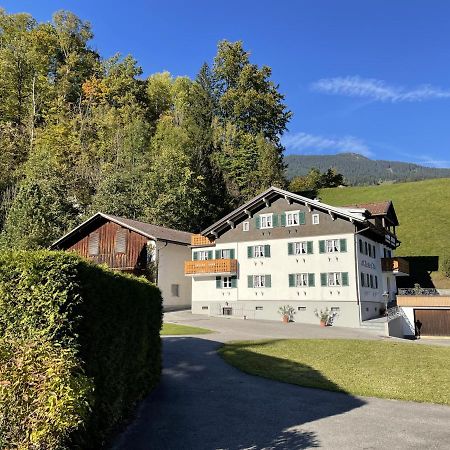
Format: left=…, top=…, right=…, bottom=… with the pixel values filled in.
left=112, top=312, right=450, bottom=449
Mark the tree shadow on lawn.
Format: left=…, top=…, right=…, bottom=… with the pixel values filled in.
left=112, top=337, right=365, bottom=450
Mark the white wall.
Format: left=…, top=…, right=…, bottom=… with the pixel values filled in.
left=158, top=242, right=192, bottom=310
left=191, top=232, right=362, bottom=326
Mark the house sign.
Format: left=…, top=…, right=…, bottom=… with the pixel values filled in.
left=361, top=260, right=376, bottom=270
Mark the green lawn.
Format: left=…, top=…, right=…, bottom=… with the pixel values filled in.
left=161, top=322, right=213, bottom=335
left=219, top=339, right=450, bottom=405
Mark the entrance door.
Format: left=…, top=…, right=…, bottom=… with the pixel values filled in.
left=414, top=309, right=450, bottom=336
left=222, top=307, right=233, bottom=316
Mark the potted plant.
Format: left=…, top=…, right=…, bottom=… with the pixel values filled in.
left=278, top=305, right=295, bottom=323
left=314, top=307, right=336, bottom=327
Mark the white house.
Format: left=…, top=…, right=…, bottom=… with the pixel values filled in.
left=185, top=186, right=409, bottom=328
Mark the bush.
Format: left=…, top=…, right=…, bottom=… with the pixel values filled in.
left=0, top=250, right=162, bottom=448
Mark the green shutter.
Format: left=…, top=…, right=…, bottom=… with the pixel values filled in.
left=216, top=276, right=221, bottom=289
left=280, top=213, right=286, bottom=227
left=247, top=246, right=253, bottom=258
left=215, top=250, right=221, bottom=259
left=231, top=276, right=237, bottom=288
left=272, top=214, right=279, bottom=227
left=208, top=250, right=213, bottom=260
left=319, top=240, right=325, bottom=253
left=307, top=241, right=313, bottom=254
left=320, top=273, right=327, bottom=286
left=289, top=274, right=295, bottom=287
left=264, top=244, right=271, bottom=257
left=230, top=249, right=235, bottom=259
left=288, top=242, right=293, bottom=255
left=340, top=239, right=347, bottom=252
left=255, top=216, right=261, bottom=229
left=248, top=275, right=253, bottom=288
left=342, top=272, right=349, bottom=286
left=193, top=251, right=198, bottom=261
left=299, top=211, right=306, bottom=224
left=265, top=274, right=271, bottom=288
left=308, top=273, right=315, bottom=287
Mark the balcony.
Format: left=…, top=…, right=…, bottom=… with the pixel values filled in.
left=191, top=234, right=215, bottom=246
left=185, top=258, right=238, bottom=276
left=381, top=257, right=409, bottom=276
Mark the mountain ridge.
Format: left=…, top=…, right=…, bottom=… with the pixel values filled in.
left=285, top=152, right=450, bottom=185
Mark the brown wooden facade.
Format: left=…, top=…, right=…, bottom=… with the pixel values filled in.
left=66, top=220, right=149, bottom=273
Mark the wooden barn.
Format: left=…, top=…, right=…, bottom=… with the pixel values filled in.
left=51, top=212, right=192, bottom=311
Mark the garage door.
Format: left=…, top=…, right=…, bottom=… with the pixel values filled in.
left=414, top=309, right=450, bottom=336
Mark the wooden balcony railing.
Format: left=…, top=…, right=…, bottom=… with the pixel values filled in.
left=185, top=258, right=238, bottom=276
left=191, top=234, right=215, bottom=246
left=381, top=257, right=409, bottom=276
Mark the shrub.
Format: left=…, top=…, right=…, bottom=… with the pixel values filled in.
left=0, top=250, right=162, bottom=448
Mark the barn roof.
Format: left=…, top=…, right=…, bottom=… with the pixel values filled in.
left=51, top=212, right=192, bottom=249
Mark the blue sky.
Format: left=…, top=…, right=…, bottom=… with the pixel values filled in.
left=3, top=0, right=450, bottom=167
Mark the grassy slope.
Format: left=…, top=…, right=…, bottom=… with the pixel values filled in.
left=220, top=339, right=450, bottom=405
left=320, top=178, right=450, bottom=283
left=161, top=323, right=213, bottom=335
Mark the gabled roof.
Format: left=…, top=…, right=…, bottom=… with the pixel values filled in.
left=342, top=200, right=399, bottom=225
left=201, top=186, right=369, bottom=238
left=51, top=212, right=192, bottom=249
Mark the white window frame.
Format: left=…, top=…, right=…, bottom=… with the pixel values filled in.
left=294, top=241, right=307, bottom=255
left=260, top=213, right=273, bottom=229
left=328, top=272, right=341, bottom=286
left=312, top=214, right=320, bottom=225
left=243, top=221, right=249, bottom=232
left=221, top=249, right=232, bottom=259
left=253, top=275, right=266, bottom=288
left=198, top=251, right=209, bottom=260
left=286, top=210, right=300, bottom=227
left=253, top=245, right=265, bottom=258
left=326, top=239, right=339, bottom=253
left=295, top=273, right=308, bottom=287
left=223, top=276, right=232, bottom=288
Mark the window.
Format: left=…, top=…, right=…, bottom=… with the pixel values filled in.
left=369, top=274, right=374, bottom=288
left=297, top=306, right=306, bottom=311
left=372, top=246, right=376, bottom=258
left=368, top=245, right=372, bottom=257
left=255, top=306, right=263, bottom=311
left=223, top=277, right=232, bottom=288
left=171, top=284, right=180, bottom=297
left=243, top=221, right=249, bottom=231
left=312, top=214, right=320, bottom=225
left=202, top=306, right=209, bottom=310
left=115, top=228, right=127, bottom=253
left=253, top=275, right=266, bottom=288
left=198, top=251, right=209, bottom=260
left=326, top=239, right=339, bottom=253
left=361, top=272, right=365, bottom=287
left=286, top=211, right=299, bottom=226
left=88, top=232, right=99, bottom=256
left=295, top=242, right=307, bottom=254
left=296, top=273, right=309, bottom=287
left=221, top=249, right=231, bottom=259
left=260, top=213, right=273, bottom=229
left=366, top=273, right=370, bottom=287
left=254, top=245, right=265, bottom=258
left=328, top=272, right=341, bottom=286
left=375, top=275, right=378, bottom=289
left=359, top=239, right=363, bottom=253
left=364, top=242, right=368, bottom=255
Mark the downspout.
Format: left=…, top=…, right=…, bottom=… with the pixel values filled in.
left=353, top=226, right=370, bottom=325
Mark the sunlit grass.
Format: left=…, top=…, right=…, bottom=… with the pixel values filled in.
left=220, top=339, right=450, bottom=405
left=161, top=323, right=213, bottom=335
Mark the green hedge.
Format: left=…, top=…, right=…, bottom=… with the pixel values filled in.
left=0, top=250, right=162, bottom=449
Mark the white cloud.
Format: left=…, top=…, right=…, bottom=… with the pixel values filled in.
left=311, top=76, right=450, bottom=102
left=283, top=132, right=373, bottom=157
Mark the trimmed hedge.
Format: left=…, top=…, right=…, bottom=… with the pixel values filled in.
left=0, top=250, right=162, bottom=448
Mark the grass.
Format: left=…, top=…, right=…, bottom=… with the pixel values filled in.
left=220, top=339, right=450, bottom=405
left=161, top=322, right=213, bottom=335
left=320, top=178, right=450, bottom=286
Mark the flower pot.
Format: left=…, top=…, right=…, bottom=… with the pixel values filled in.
left=320, top=320, right=327, bottom=327
left=282, top=315, right=289, bottom=323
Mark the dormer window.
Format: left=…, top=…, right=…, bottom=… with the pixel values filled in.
left=286, top=211, right=299, bottom=226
